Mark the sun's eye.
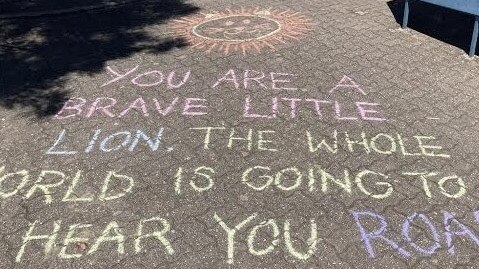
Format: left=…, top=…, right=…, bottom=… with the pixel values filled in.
left=242, top=19, right=251, bottom=24
left=225, top=21, right=234, bottom=26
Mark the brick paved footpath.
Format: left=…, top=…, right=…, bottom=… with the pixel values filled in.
left=1, top=0, right=479, bottom=268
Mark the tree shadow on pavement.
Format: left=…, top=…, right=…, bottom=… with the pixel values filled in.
left=0, top=0, right=199, bottom=118
left=387, top=0, right=477, bottom=55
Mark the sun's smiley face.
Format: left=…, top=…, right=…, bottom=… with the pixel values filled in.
left=170, top=7, right=313, bottom=55
left=193, top=15, right=280, bottom=41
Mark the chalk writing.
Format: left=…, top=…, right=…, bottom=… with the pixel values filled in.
left=0, top=167, right=133, bottom=204
left=240, top=166, right=466, bottom=199
left=173, top=166, right=215, bottom=195
left=10, top=56, right=469, bottom=267
left=402, top=172, right=466, bottom=198
left=329, top=75, right=367, bottom=95
left=241, top=166, right=394, bottom=199
left=190, top=127, right=278, bottom=151
left=16, top=216, right=173, bottom=262
left=55, top=96, right=384, bottom=122
left=306, top=130, right=450, bottom=158
left=57, top=72, right=389, bottom=124
left=352, top=209, right=479, bottom=258
left=55, top=97, right=208, bottom=119
left=187, top=127, right=450, bottom=158
left=214, top=213, right=317, bottom=264
left=47, top=128, right=165, bottom=155
left=243, top=96, right=385, bottom=121
left=102, top=65, right=191, bottom=88
left=212, top=69, right=298, bottom=90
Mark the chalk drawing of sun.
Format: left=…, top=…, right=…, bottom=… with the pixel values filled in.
left=169, top=7, right=313, bottom=55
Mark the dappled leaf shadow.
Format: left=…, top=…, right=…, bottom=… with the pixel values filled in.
left=0, top=0, right=199, bottom=117
left=387, top=0, right=477, bottom=55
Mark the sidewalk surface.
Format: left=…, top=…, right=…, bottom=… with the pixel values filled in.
left=1, top=0, right=479, bottom=268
